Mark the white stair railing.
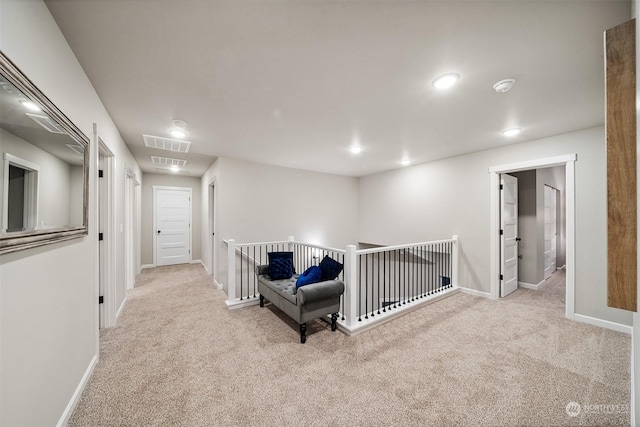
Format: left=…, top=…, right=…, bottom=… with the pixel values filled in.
left=224, top=235, right=460, bottom=332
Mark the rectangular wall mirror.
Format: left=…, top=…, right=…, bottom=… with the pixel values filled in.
left=0, top=50, right=89, bottom=254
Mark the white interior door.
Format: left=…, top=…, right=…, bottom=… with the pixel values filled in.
left=500, top=174, right=519, bottom=297
left=544, top=185, right=558, bottom=279
left=154, top=187, right=191, bottom=266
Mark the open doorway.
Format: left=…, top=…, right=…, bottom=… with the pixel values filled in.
left=489, top=154, right=577, bottom=320
left=507, top=167, right=566, bottom=312
left=2, top=154, right=39, bottom=232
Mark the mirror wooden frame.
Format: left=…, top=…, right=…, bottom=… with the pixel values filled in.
left=0, top=50, right=89, bottom=255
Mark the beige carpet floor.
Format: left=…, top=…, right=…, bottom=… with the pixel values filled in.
left=69, top=265, right=630, bottom=426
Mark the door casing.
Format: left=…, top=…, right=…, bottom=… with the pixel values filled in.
left=489, top=153, right=576, bottom=320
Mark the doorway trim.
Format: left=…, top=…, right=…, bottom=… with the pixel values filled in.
left=543, top=184, right=559, bottom=279
left=125, top=168, right=140, bottom=289
left=97, top=134, right=116, bottom=328
left=489, top=153, right=576, bottom=320
left=208, top=180, right=218, bottom=285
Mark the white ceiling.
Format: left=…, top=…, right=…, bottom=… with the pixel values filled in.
left=44, top=0, right=631, bottom=178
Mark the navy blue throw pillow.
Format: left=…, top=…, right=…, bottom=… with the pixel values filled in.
left=318, top=255, right=343, bottom=281
left=268, top=252, right=294, bottom=280
left=296, top=266, right=322, bottom=289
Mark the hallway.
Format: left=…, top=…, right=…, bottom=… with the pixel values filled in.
left=68, top=265, right=629, bottom=426
left=506, top=269, right=567, bottom=313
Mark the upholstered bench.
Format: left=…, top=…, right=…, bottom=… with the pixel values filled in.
left=255, top=264, right=345, bottom=343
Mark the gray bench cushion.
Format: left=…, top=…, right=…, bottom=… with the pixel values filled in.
left=255, top=264, right=345, bottom=306
left=257, top=275, right=298, bottom=305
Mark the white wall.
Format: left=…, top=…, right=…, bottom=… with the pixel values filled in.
left=0, top=2, right=141, bottom=425
left=201, top=157, right=359, bottom=289
left=141, top=173, right=202, bottom=266
left=359, top=126, right=633, bottom=327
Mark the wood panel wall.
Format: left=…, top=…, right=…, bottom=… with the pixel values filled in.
left=606, top=19, right=637, bottom=312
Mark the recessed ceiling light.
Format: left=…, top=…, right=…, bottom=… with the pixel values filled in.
left=493, top=79, right=516, bottom=93
left=400, top=159, right=411, bottom=166
left=170, top=119, right=187, bottom=138
left=432, top=73, right=460, bottom=90
left=502, top=128, right=522, bottom=137
left=350, top=146, right=362, bottom=154
left=20, top=100, right=41, bottom=112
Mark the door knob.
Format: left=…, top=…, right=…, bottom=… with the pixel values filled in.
left=157, top=230, right=161, bottom=234
left=515, top=237, right=521, bottom=241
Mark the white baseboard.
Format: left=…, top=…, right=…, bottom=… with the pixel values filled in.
left=518, top=280, right=545, bottom=290
left=341, top=288, right=459, bottom=336
left=116, top=296, right=127, bottom=321
left=225, top=296, right=260, bottom=310
left=142, top=261, right=204, bottom=270
left=214, top=280, right=223, bottom=290
left=573, top=313, right=632, bottom=334
left=57, top=354, right=98, bottom=427
left=558, top=264, right=566, bottom=270
left=459, top=287, right=492, bottom=299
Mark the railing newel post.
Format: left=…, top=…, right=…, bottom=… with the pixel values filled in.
left=452, top=235, right=459, bottom=287
left=227, top=239, right=236, bottom=303
left=344, top=245, right=358, bottom=328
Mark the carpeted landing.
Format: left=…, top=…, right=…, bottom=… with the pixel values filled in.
left=69, top=264, right=630, bottom=426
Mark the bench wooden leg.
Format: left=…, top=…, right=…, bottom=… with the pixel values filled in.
left=300, top=323, right=307, bottom=344
left=331, top=313, right=338, bottom=331
left=259, top=294, right=264, bottom=307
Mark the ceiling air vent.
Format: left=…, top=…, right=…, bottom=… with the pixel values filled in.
left=150, top=156, right=187, bottom=167
left=26, top=113, right=67, bottom=134
left=143, top=134, right=191, bottom=153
